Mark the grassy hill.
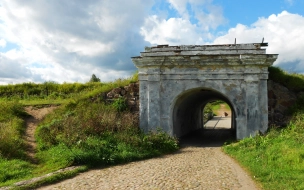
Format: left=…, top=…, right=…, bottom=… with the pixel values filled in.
left=0, top=74, right=178, bottom=188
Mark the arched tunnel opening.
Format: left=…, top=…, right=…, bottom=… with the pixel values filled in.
left=173, top=88, right=236, bottom=146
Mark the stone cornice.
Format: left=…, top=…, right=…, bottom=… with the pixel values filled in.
left=132, top=43, right=278, bottom=68
left=132, top=54, right=278, bottom=68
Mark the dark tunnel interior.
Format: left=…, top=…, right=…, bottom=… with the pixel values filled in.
left=173, top=88, right=236, bottom=145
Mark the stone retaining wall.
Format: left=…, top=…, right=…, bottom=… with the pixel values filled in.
left=268, top=80, right=303, bottom=127
left=105, top=82, right=139, bottom=112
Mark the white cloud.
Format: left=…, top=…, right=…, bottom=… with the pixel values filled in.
left=167, top=0, right=189, bottom=18
left=194, top=3, right=226, bottom=31
left=1, top=1, right=303, bottom=85
left=167, top=0, right=226, bottom=30
left=0, top=52, right=34, bottom=81
left=0, top=0, right=153, bottom=84
left=0, top=39, right=6, bottom=48
left=141, top=0, right=225, bottom=45
left=213, top=11, right=304, bottom=73
left=140, top=16, right=205, bottom=45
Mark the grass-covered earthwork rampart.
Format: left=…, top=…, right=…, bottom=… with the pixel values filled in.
left=0, top=74, right=178, bottom=188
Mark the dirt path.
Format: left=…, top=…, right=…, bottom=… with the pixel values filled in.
left=215, top=104, right=232, bottom=117
left=24, top=105, right=58, bottom=163
left=39, top=130, right=259, bottom=190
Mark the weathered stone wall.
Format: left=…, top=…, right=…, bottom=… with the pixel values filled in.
left=268, top=80, right=303, bottom=127
left=105, top=82, right=140, bottom=112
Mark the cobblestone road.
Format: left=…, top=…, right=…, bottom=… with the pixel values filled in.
left=39, top=127, right=259, bottom=190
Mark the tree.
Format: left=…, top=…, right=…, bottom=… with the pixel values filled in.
left=89, top=74, right=101, bottom=82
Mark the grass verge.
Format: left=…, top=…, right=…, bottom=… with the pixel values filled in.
left=0, top=102, right=28, bottom=159
left=223, top=112, right=304, bottom=189
left=0, top=158, right=35, bottom=187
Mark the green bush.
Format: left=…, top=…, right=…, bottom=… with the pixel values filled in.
left=142, top=129, right=179, bottom=154
left=112, top=97, right=128, bottom=112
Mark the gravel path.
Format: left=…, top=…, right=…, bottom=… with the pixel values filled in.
left=39, top=129, right=259, bottom=190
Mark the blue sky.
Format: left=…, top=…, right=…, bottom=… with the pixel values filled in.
left=0, top=0, right=304, bottom=84
left=216, top=0, right=304, bottom=27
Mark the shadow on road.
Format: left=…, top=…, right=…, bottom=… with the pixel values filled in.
left=179, top=128, right=236, bottom=148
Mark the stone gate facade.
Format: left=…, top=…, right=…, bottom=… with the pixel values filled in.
left=132, top=43, right=278, bottom=139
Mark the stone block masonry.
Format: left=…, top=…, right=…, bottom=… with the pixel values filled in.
left=132, top=43, right=278, bottom=140
left=105, top=82, right=140, bottom=112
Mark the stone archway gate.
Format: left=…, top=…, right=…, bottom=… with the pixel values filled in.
left=131, top=43, right=278, bottom=139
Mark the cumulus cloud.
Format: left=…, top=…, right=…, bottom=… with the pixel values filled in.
left=1, top=1, right=303, bottom=85
left=0, top=52, right=35, bottom=84
left=0, top=0, right=153, bottom=83
left=140, top=16, right=204, bottom=45
left=167, top=0, right=226, bottom=30
left=0, top=39, right=6, bottom=48
left=213, top=11, right=304, bottom=73
left=141, top=0, right=225, bottom=45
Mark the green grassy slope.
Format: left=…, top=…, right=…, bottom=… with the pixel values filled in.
left=0, top=73, right=179, bottom=188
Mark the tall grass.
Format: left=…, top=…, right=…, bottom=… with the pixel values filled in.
left=223, top=108, right=304, bottom=189
left=35, top=100, right=178, bottom=169
left=0, top=82, right=101, bottom=97
left=0, top=102, right=36, bottom=186
left=0, top=158, right=35, bottom=186
left=0, top=81, right=105, bottom=106
left=0, top=102, right=27, bottom=159
left=0, top=72, right=138, bottom=106
left=36, top=101, right=138, bottom=150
